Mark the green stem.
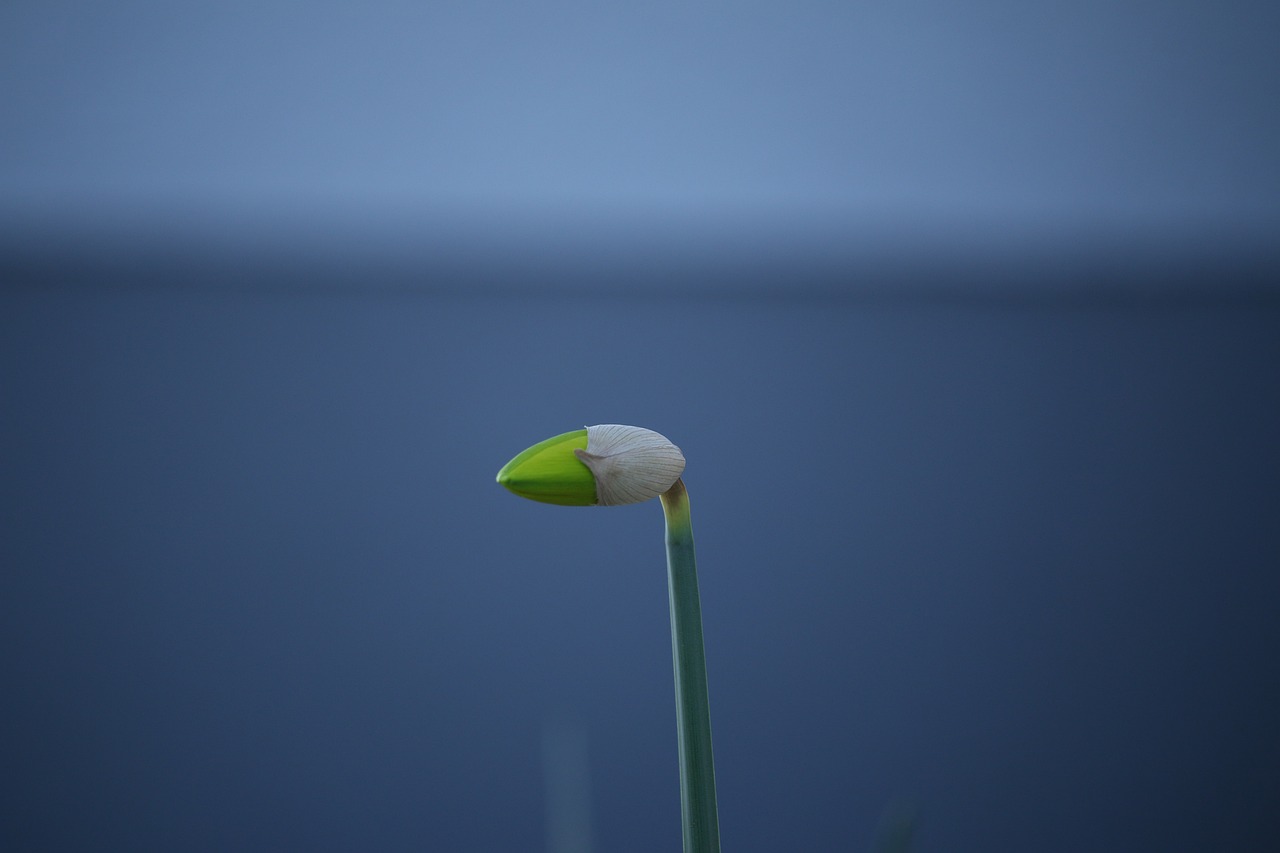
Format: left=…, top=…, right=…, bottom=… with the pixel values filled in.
left=660, top=478, right=721, bottom=853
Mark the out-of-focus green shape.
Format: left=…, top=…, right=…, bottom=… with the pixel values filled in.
left=873, top=803, right=918, bottom=853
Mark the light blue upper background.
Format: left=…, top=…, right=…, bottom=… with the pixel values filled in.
left=4, top=0, right=1278, bottom=289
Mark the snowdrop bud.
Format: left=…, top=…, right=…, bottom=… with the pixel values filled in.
left=497, top=425, right=686, bottom=507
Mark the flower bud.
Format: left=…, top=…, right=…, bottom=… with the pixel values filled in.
left=497, top=424, right=686, bottom=506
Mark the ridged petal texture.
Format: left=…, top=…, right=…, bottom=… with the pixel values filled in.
left=574, top=424, right=686, bottom=506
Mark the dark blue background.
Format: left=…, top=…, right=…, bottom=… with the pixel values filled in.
left=3, top=3, right=1279, bottom=851
left=5, top=287, right=1278, bottom=851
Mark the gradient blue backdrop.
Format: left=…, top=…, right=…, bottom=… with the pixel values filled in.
left=3, top=2, right=1279, bottom=852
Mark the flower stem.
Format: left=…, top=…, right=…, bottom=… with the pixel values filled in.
left=660, top=478, right=721, bottom=853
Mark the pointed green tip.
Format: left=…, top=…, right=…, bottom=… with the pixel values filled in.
left=496, top=429, right=598, bottom=506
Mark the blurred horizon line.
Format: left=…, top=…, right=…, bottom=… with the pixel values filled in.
left=4, top=200, right=1278, bottom=305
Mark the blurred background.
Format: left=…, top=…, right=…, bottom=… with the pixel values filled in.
left=3, top=2, right=1278, bottom=851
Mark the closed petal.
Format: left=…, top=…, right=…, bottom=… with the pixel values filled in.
left=575, top=424, right=686, bottom=506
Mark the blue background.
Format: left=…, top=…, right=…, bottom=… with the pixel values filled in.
left=3, top=2, right=1279, bottom=851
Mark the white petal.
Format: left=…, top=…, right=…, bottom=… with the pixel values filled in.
left=574, top=424, right=686, bottom=506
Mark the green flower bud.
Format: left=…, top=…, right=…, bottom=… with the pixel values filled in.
left=495, top=429, right=595, bottom=506
left=497, top=424, right=686, bottom=506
